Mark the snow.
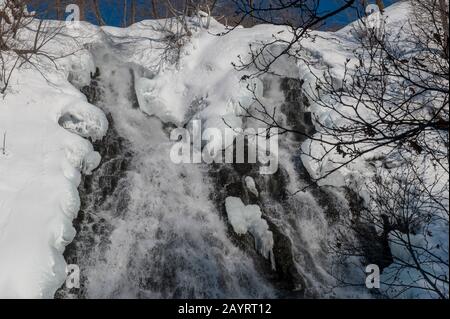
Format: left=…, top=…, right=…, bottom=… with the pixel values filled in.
left=0, top=49, right=107, bottom=297
left=135, top=76, right=184, bottom=124
left=337, top=1, right=412, bottom=41
left=225, top=197, right=275, bottom=269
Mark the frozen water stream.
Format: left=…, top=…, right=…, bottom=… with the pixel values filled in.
left=58, top=43, right=276, bottom=298
left=55, top=29, right=367, bottom=299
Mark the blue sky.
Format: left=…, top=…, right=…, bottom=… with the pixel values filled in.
left=316, top=0, right=398, bottom=28
left=32, top=0, right=398, bottom=28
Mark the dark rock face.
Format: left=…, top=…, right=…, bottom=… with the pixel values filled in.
left=343, top=189, right=394, bottom=271
left=81, top=68, right=102, bottom=105
left=128, top=68, right=141, bottom=109
left=83, top=114, right=132, bottom=207
left=268, top=220, right=304, bottom=285
left=279, top=78, right=315, bottom=141
left=355, top=221, right=394, bottom=271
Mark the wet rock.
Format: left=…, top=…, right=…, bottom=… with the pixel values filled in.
left=81, top=69, right=102, bottom=105
left=231, top=137, right=255, bottom=175
left=333, top=188, right=394, bottom=272
left=224, top=181, right=243, bottom=198
left=279, top=77, right=315, bottom=141
left=162, top=121, right=178, bottom=137
left=128, top=68, right=140, bottom=109
left=268, top=218, right=306, bottom=294
left=254, top=167, right=289, bottom=202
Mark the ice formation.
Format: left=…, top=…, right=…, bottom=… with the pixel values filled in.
left=225, top=197, right=275, bottom=270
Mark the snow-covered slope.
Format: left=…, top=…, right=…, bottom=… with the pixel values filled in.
left=0, top=62, right=107, bottom=298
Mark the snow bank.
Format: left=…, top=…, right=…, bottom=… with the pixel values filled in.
left=0, top=52, right=107, bottom=297
left=135, top=74, right=187, bottom=124
left=225, top=197, right=275, bottom=269
left=133, top=21, right=284, bottom=155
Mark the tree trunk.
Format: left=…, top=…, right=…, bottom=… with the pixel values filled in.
left=55, top=0, right=63, bottom=20
left=92, top=0, right=106, bottom=25
left=131, top=0, right=137, bottom=25
left=438, top=0, right=449, bottom=57
left=76, top=0, right=85, bottom=21
left=209, top=0, right=219, bottom=13
left=376, top=0, right=385, bottom=12
left=151, top=0, right=159, bottom=19
left=123, top=0, right=128, bottom=27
